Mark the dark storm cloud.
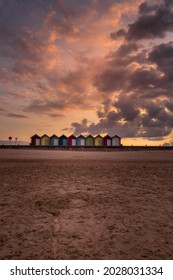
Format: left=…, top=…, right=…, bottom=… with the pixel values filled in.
left=113, top=97, right=140, bottom=121
left=7, top=113, right=28, bottom=118
left=71, top=98, right=173, bottom=138
left=112, top=0, right=173, bottom=40
left=24, top=99, right=66, bottom=113
left=93, top=68, right=128, bottom=93
left=110, top=29, right=127, bottom=39
left=148, top=42, right=173, bottom=78
left=164, top=100, right=173, bottom=112
left=93, top=43, right=146, bottom=94
left=73, top=34, right=173, bottom=138
left=116, top=42, right=139, bottom=56
left=127, top=1, right=173, bottom=40
left=138, top=2, right=159, bottom=14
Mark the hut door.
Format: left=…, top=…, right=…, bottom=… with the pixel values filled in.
left=81, top=139, right=85, bottom=146
left=54, top=139, right=58, bottom=146
left=72, top=139, right=76, bottom=146
left=107, top=139, right=111, bottom=146
left=36, top=139, right=40, bottom=146
left=113, top=138, right=119, bottom=146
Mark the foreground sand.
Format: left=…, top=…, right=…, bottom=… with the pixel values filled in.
left=0, top=149, right=173, bottom=259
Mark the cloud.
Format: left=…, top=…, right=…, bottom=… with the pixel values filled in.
left=7, top=113, right=28, bottom=118
left=71, top=35, right=173, bottom=138
left=48, top=113, right=64, bottom=118
left=110, top=29, right=127, bottom=39
left=148, top=42, right=173, bottom=78
left=112, top=0, right=173, bottom=40
left=71, top=97, right=173, bottom=138
left=0, top=107, right=7, bottom=112
left=1, top=0, right=173, bottom=142
left=138, top=2, right=159, bottom=14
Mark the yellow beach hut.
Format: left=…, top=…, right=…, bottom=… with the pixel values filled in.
left=94, top=135, right=103, bottom=146
left=40, top=134, right=49, bottom=146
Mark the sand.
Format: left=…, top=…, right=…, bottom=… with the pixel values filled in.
left=0, top=149, right=173, bottom=259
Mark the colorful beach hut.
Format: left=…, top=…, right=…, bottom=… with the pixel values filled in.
left=50, top=134, right=59, bottom=146
left=103, top=135, right=112, bottom=147
left=85, top=135, right=94, bottom=146
left=59, top=134, right=68, bottom=146
left=76, top=134, right=85, bottom=146
left=94, top=135, right=103, bottom=146
left=40, top=134, right=50, bottom=146
left=112, top=135, right=121, bottom=146
left=68, top=135, right=76, bottom=146
left=30, top=134, right=40, bottom=146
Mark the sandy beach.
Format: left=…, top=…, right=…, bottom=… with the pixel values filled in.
left=0, top=149, right=173, bottom=259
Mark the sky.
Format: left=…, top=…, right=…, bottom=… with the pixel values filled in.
left=0, top=0, right=173, bottom=145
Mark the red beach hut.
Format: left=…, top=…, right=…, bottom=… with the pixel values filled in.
left=103, top=135, right=112, bottom=147
left=30, top=134, right=41, bottom=146
left=68, top=134, right=77, bottom=146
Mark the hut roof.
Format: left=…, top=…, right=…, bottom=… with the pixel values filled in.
left=104, top=134, right=111, bottom=139
left=77, top=134, right=85, bottom=139
left=59, top=134, right=67, bottom=139
left=112, top=134, right=121, bottom=139
left=68, top=134, right=76, bottom=139
left=86, top=134, right=94, bottom=139
left=50, top=134, right=58, bottom=139
left=95, top=134, right=103, bottom=139
left=41, top=134, right=49, bottom=138
left=31, top=134, right=40, bottom=139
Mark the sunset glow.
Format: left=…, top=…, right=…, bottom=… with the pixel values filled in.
left=0, top=0, right=173, bottom=145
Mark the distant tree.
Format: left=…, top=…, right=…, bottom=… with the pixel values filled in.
left=8, top=136, right=12, bottom=145
left=15, top=137, right=18, bottom=145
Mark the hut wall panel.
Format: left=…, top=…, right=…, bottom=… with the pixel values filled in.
left=63, top=139, right=67, bottom=146
left=77, top=138, right=85, bottom=146
left=107, top=139, right=111, bottom=146
left=36, top=139, right=40, bottom=146
left=95, top=138, right=103, bottom=146
left=86, top=138, right=94, bottom=146
left=45, top=138, right=49, bottom=146
left=72, top=139, right=76, bottom=146
left=54, top=139, right=59, bottom=146
left=112, top=138, right=120, bottom=146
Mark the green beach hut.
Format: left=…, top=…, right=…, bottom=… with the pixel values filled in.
left=85, top=135, right=94, bottom=146
left=50, top=134, right=59, bottom=146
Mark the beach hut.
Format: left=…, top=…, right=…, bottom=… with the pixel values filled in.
left=50, top=134, right=59, bottom=146
left=85, top=135, right=94, bottom=146
left=30, top=134, right=40, bottom=146
left=76, top=134, right=85, bottom=146
left=68, top=135, right=77, bottom=146
left=40, top=134, right=50, bottom=146
left=103, top=135, right=112, bottom=147
left=94, top=135, right=103, bottom=146
left=59, top=134, right=68, bottom=146
left=112, top=135, right=121, bottom=146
